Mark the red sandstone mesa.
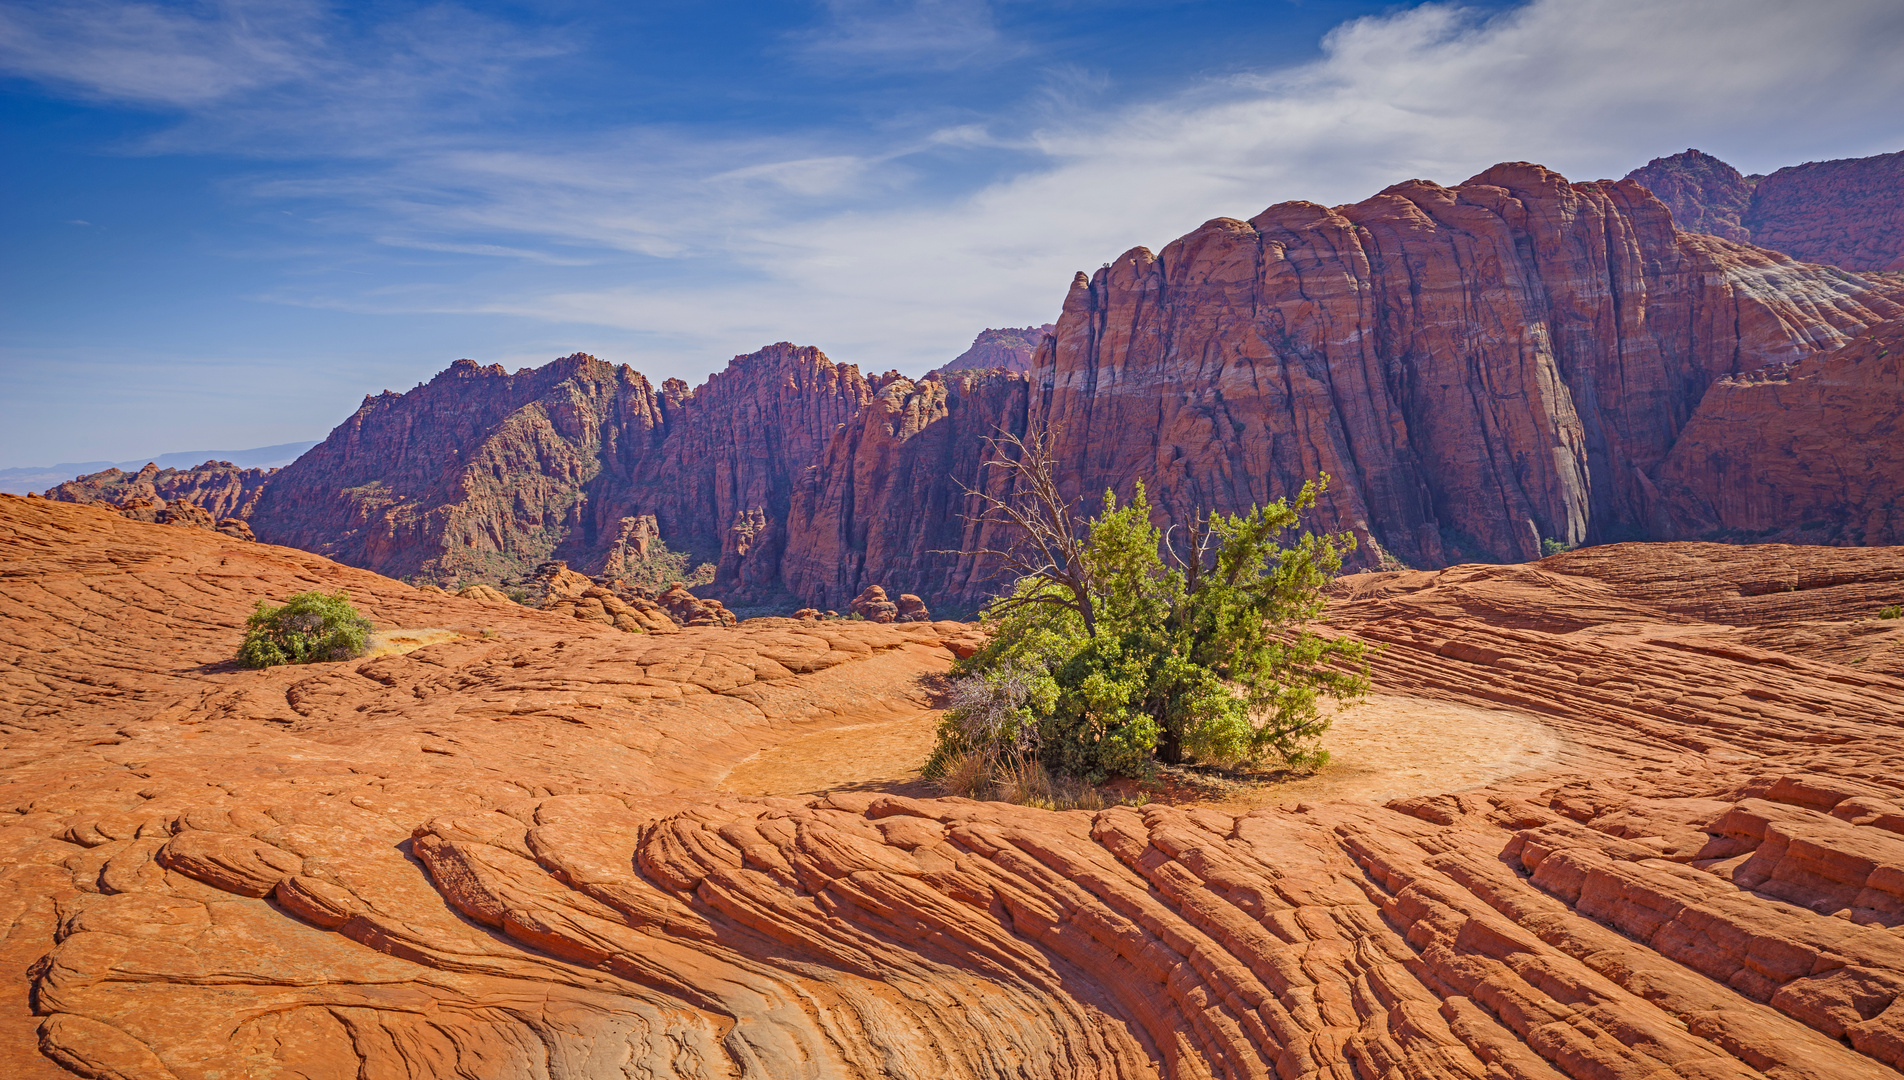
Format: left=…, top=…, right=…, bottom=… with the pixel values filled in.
left=44, top=161, right=1904, bottom=614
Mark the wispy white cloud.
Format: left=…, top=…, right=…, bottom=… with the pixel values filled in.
left=288, top=0, right=1904, bottom=373
left=5, top=0, right=1904, bottom=386
left=790, top=0, right=1024, bottom=71
left=0, top=0, right=323, bottom=107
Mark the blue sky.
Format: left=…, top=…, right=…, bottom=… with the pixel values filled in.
left=3, top=0, right=1903, bottom=467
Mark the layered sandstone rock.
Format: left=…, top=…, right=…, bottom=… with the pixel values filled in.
left=45, top=460, right=274, bottom=521
left=1647, top=316, right=1904, bottom=546
left=241, top=345, right=875, bottom=603
left=11, top=495, right=1904, bottom=1078
left=781, top=367, right=1030, bottom=609
left=849, top=584, right=899, bottom=622
left=1018, top=163, right=1897, bottom=570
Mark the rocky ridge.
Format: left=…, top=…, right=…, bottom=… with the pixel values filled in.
left=1624, top=148, right=1759, bottom=243
left=1648, top=315, right=1904, bottom=546
left=44, top=162, right=1904, bottom=612
left=1624, top=147, right=1904, bottom=272
left=9, top=496, right=1904, bottom=1077
left=45, top=461, right=273, bottom=523
left=929, top=324, right=1054, bottom=376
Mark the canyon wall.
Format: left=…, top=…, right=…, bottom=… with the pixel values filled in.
left=1016, top=162, right=1895, bottom=571
left=808, top=162, right=1898, bottom=605
left=1648, top=315, right=1904, bottom=546
left=241, top=344, right=881, bottom=599
left=45, top=161, right=1904, bottom=610
left=245, top=353, right=667, bottom=582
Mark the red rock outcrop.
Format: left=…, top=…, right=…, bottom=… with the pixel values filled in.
left=850, top=583, right=899, bottom=622
left=1014, top=163, right=1897, bottom=570
left=53, top=163, right=1899, bottom=613
left=784, top=163, right=1898, bottom=608
left=241, top=345, right=876, bottom=603
left=45, top=460, right=273, bottom=521
left=1646, top=315, right=1904, bottom=546
left=929, top=324, right=1054, bottom=376
left=1624, top=148, right=1758, bottom=242
left=11, top=493, right=1904, bottom=1078
left=1624, top=147, right=1904, bottom=272
left=781, top=366, right=1030, bottom=609
left=1743, top=149, right=1904, bottom=272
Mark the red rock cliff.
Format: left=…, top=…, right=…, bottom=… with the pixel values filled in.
left=243, top=345, right=877, bottom=597
left=1647, top=315, right=1904, bottom=546
left=1623, top=148, right=1757, bottom=242
left=1020, top=162, right=1896, bottom=569
left=1743, top=149, right=1904, bottom=272
left=105, top=161, right=1904, bottom=611
left=1625, top=147, right=1904, bottom=272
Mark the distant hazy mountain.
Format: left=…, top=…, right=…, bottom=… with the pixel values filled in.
left=0, top=440, right=318, bottom=495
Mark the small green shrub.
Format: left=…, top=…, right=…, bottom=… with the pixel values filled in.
left=1540, top=537, right=1575, bottom=557
left=238, top=591, right=371, bottom=669
left=1881, top=604, right=1903, bottom=620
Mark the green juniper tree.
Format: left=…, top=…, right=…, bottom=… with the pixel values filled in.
left=237, top=590, right=372, bottom=669
left=928, top=428, right=1371, bottom=788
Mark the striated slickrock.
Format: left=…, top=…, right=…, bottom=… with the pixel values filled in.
left=11, top=494, right=1904, bottom=1078
left=1625, top=146, right=1904, bottom=272
left=1647, top=315, right=1904, bottom=546
left=45, top=460, right=274, bottom=522
left=929, top=324, right=1054, bottom=376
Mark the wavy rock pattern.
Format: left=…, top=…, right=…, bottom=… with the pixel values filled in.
left=9, top=496, right=1904, bottom=1078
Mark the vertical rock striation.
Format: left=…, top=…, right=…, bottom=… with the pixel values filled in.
left=1020, top=162, right=1895, bottom=571
left=782, top=368, right=1030, bottom=611
left=1648, top=316, right=1904, bottom=546
left=56, top=161, right=1900, bottom=610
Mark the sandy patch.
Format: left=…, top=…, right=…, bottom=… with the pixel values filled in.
left=712, top=693, right=1563, bottom=807
left=1211, top=694, right=1564, bottom=811
left=715, top=711, right=942, bottom=799
left=363, top=628, right=463, bottom=659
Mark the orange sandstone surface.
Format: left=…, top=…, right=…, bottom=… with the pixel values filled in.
left=5, top=494, right=1904, bottom=1078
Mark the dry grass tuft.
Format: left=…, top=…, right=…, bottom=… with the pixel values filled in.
left=936, top=752, right=1125, bottom=811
